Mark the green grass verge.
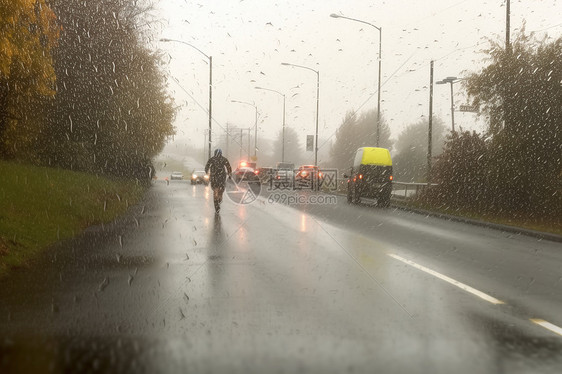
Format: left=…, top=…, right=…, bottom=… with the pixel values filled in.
left=395, top=199, right=562, bottom=236
left=0, top=161, right=146, bottom=276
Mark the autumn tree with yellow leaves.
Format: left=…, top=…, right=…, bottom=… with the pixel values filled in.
left=0, top=0, right=60, bottom=158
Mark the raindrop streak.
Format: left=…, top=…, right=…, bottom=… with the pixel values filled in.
left=51, top=298, right=59, bottom=314
left=99, top=277, right=109, bottom=292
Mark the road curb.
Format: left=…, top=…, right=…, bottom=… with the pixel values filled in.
left=306, top=191, right=561, bottom=243
left=390, top=200, right=562, bottom=243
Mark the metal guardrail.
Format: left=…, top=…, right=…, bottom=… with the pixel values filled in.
left=261, top=172, right=438, bottom=201
left=391, top=181, right=438, bottom=199
left=331, top=178, right=438, bottom=200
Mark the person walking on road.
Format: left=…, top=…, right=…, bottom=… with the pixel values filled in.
left=205, top=149, right=232, bottom=214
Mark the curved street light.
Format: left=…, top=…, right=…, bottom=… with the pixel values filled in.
left=160, top=38, right=213, bottom=160
left=231, top=100, right=258, bottom=159
left=255, top=86, right=286, bottom=163
left=330, top=14, right=382, bottom=146
left=281, top=62, right=320, bottom=166
left=436, top=76, right=460, bottom=132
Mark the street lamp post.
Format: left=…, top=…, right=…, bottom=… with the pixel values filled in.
left=436, top=76, right=459, bottom=132
left=231, top=100, right=258, bottom=159
left=160, top=38, right=213, bottom=160
left=255, top=87, right=286, bottom=162
left=281, top=62, right=320, bottom=166
left=330, top=13, right=382, bottom=146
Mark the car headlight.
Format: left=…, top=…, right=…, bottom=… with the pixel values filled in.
left=192, top=174, right=197, bottom=179
left=204, top=175, right=209, bottom=179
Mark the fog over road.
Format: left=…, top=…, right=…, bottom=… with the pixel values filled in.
left=1, top=180, right=561, bottom=373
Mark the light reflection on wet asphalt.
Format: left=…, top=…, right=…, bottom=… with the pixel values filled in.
left=1, top=180, right=561, bottom=373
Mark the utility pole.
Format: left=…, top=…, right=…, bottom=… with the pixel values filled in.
left=225, top=123, right=229, bottom=160
left=203, top=130, right=207, bottom=162
left=208, top=56, right=213, bottom=160
left=449, top=81, right=455, bottom=132
left=239, top=128, right=243, bottom=160
left=247, top=128, right=251, bottom=159
left=254, top=110, right=258, bottom=158
left=315, top=71, right=320, bottom=166
left=376, top=27, right=382, bottom=147
left=506, top=0, right=511, bottom=51
left=427, top=60, right=434, bottom=184
left=436, top=77, right=459, bottom=132
left=282, top=95, right=286, bottom=163
left=505, top=0, right=512, bottom=132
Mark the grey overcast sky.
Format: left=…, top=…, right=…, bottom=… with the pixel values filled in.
left=154, top=0, right=562, bottom=157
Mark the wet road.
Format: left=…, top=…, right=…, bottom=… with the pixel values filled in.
left=1, top=180, right=561, bottom=373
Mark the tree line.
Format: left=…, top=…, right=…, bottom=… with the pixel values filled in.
left=329, top=107, right=447, bottom=180
left=328, top=31, right=560, bottom=219
left=329, top=109, right=392, bottom=171
left=0, top=0, right=175, bottom=182
left=424, top=31, right=561, bottom=219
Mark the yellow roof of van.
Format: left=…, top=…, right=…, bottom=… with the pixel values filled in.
left=361, top=147, right=392, bottom=166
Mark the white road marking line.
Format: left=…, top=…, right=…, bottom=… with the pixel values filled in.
left=388, top=253, right=504, bottom=305
left=530, top=319, right=562, bottom=337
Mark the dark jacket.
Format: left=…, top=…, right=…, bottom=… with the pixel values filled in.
left=205, top=155, right=232, bottom=188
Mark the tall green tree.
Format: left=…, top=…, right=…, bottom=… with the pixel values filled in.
left=425, top=131, right=489, bottom=210
left=38, top=0, right=175, bottom=181
left=465, top=31, right=562, bottom=216
left=272, top=126, right=303, bottom=165
left=330, top=109, right=392, bottom=170
left=0, top=0, right=60, bottom=158
left=393, top=117, right=446, bottom=182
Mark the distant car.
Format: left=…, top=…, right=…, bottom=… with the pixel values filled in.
left=233, top=167, right=259, bottom=184
left=191, top=170, right=209, bottom=185
left=272, top=168, right=294, bottom=189
left=295, top=165, right=323, bottom=188
left=170, top=171, right=184, bottom=180
left=256, top=167, right=274, bottom=183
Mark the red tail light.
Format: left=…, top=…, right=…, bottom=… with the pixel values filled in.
left=389, top=175, right=393, bottom=181
left=358, top=174, right=363, bottom=179
left=255, top=170, right=259, bottom=174
left=301, top=171, right=308, bottom=177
